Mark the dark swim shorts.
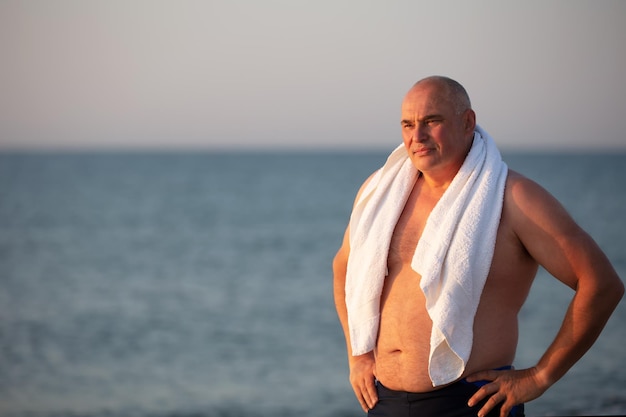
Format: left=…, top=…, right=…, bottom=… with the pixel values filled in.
left=367, top=369, right=524, bottom=417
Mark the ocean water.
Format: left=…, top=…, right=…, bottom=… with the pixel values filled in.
left=0, top=151, right=625, bottom=417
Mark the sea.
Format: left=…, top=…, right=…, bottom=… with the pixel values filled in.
left=1, top=151, right=625, bottom=417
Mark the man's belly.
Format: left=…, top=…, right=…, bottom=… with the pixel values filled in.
left=375, top=268, right=437, bottom=392
left=374, top=321, right=518, bottom=393
left=376, top=268, right=518, bottom=393
left=374, top=347, right=435, bottom=392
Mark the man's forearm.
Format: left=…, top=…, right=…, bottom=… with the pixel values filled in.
left=333, top=250, right=353, bottom=357
left=535, top=276, right=623, bottom=387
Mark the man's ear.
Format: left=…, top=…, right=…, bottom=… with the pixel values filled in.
left=464, top=109, right=476, bottom=134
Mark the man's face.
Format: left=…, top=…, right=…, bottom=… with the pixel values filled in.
left=400, top=83, right=474, bottom=174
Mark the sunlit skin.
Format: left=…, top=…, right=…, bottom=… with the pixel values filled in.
left=399, top=82, right=475, bottom=185
left=333, top=77, right=624, bottom=417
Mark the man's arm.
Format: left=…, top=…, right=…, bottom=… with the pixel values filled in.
left=333, top=226, right=378, bottom=413
left=333, top=171, right=381, bottom=412
left=468, top=172, right=624, bottom=417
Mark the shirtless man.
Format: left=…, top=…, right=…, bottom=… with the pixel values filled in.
left=333, top=76, right=624, bottom=417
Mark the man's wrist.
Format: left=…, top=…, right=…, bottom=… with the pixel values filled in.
left=532, top=364, right=557, bottom=391
left=349, top=351, right=375, bottom=366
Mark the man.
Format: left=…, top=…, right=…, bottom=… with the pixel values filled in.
left=333, top=76, right=623, bottom=417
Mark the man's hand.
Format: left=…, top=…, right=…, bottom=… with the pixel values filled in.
left=349, top=352, right=378, bottom=413
left=466, top=367, right=548, bottom=417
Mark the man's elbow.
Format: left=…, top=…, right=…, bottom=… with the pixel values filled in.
left=599, top=271, right=624, bottom=309
left=332, top=250, right=349, bottom=301
left=611, top=275, right=625, bottom=304
left=332, top=250, right=348, bottom=282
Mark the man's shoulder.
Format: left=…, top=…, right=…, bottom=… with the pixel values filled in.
left=503, top=169, right=549, bottom=202
left=502, top=168, right=569, bottom=228
left=504, top=168, right=528, bottom=184
left=353, top=169, right=381, bottom=204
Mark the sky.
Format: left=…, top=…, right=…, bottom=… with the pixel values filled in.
left=1, top=0, right=625, bottom=152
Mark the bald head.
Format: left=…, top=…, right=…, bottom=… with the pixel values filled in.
left=400, top=76, right=477, bottom=162
left=411, top=76, right=472, bottom=115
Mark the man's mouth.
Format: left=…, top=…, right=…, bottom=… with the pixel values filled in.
left=413, top=147, right=432, bottom=156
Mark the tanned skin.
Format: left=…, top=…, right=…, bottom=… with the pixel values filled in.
left=333, top=77, right=624, bottom=417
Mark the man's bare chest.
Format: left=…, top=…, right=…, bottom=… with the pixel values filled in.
left=388, top=185, right=441, bottom=264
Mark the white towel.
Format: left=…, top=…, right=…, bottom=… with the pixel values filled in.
left=345, top=125, right=508, bottom=386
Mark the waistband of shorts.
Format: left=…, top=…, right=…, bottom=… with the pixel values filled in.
left=375, top=365, right=514, bottom=397
left=460, top=365, right=513, bottom=388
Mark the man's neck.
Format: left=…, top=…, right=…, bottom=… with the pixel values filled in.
left=419, top=162, right=463, bottom=193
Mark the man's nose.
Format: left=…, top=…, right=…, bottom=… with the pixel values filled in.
left=412, top=123, right=426, bottom=142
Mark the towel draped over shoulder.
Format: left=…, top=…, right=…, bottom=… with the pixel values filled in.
left=345, top=125, right=508, bottom=386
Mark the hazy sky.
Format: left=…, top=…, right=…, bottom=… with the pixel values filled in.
left=1, top=0, right=625, bottom=151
